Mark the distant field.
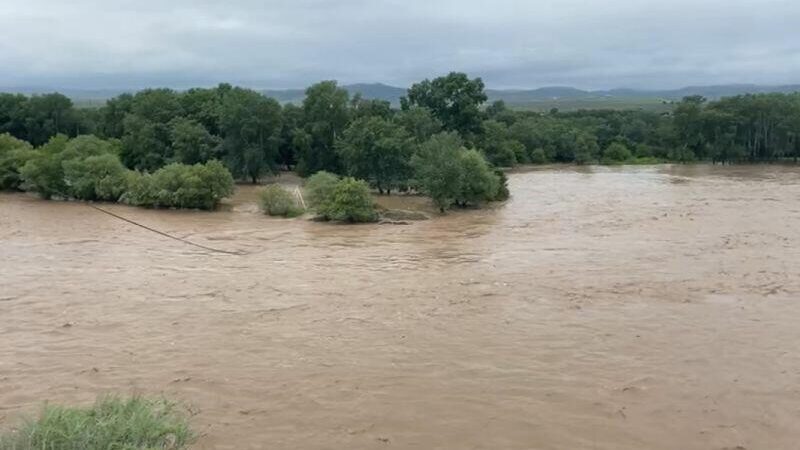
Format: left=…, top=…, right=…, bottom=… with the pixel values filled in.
left=507, top=97, right=674, bottom=113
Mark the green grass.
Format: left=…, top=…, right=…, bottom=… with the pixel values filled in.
left=0, top=396, right=193, bottom=450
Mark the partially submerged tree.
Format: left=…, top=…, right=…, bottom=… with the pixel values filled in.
left=317, top=177, right=377, bottom=223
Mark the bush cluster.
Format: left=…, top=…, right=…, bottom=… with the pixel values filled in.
left=259, top=184, right=304, bottom=217
left=304, top=171, right=377, bottom=222
left=412, top=132, right=508, bottom=212
left=0, top=133, right=34, bottom=190
left=1, top=132, right=235, bottom=210
left=123, top=160, right=234, bottom=210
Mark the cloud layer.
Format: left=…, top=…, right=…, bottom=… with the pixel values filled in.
left=1, top=0, right=798, bottom=89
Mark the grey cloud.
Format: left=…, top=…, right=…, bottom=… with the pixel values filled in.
left=0, top=0, right=798, bottom=89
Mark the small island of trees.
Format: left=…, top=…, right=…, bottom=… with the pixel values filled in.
left=1, top=72, right=800, bottom=221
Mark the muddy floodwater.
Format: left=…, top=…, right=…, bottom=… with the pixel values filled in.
left=2, top=165, right=800, bottom=450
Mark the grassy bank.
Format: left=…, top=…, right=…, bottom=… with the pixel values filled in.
left=0, top=396, right=193, bottom=450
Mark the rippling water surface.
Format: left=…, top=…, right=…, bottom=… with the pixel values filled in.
left=2, top=164, right=800, bottom=450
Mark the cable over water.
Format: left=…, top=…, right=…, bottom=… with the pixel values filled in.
left=87, top=203, right=244, bottom=256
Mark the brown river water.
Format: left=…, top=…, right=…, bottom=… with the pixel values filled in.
left=2, top=165, right=800, bottom=450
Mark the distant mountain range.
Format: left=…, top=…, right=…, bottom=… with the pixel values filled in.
left=265, top=82, right=800, bottom=106
left=4, top=83, right=800, bottom=109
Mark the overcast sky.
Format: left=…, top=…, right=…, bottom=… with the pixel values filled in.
left=0, top=0, right=798, bottom=90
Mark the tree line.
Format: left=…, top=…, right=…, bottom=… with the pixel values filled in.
left=1, top=72, right=799, bottom=211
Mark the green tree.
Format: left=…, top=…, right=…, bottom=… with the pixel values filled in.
left=169, top=117, right=220, bottom=165
left=218, top=87, right=282, bottom=183
left=277, top=103, right=304, bottom=170
left=63, top=153, right=129, bottom=201
left=124, top=160, right=234, bottom=210
left=336, top=116, right=415, bottom=194
left=574, top=133, right=600, bottom=164
left=180, top=86, right=225, bottom=135
left=0, top=133, right=33, bottom=190
left=98, top=93, right=134, bottom=138
left=479, top=120, right=518, bottom=166
left=402, top=72, right=487, bottom=138
left=412, top=132, right=465, bottom=212
left=303, top=170, right=340, bottom=210
left=529, top=148, right=547, bottom=164
left=120, top=114, right=171, bottom=171
left=21, top=135, right=119, bottom=199
left=129, top=88, right=183, bottom=123
left=0, top=93, right=29, bottom=138
left=300, top=81, right=350, bottom=174
left=350, top=95, right=393, bottom=120
left=394, top=107, right=442, bottom=143
left=672, top=96, right=706, bottom=162
left=317, top=177, right=377, bottom=223
left=23, top=93, right=77, bottom=145
left=455, top=149, right=500, bottom=206
left=602, top=142, right=632, bottom=163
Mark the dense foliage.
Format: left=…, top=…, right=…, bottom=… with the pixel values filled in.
left=412, top=132, right=505, bottom=212
left=316, top=177, right=378, bottom=223
left=0, top=133, right=33, bottom=190
left=3, top=131, right=234, bottom=209
left=123, top=160, right=234, bottom=210
left=304, top=170, right=341, bottom=210
left=2, top=72, right=799, bottom=215
left=303, top=172, right=377, bottom=222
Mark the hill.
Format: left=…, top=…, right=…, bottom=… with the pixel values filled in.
left=3, top=83, right=799, bottom=112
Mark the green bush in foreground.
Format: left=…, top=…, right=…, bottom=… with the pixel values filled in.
left=124, top=160, right=234, bottom=210
left=259, top=184, right=304, bottom=217
left=317, top=177, right=377, bottom=223
left=0, top=396, right=193, bottom=450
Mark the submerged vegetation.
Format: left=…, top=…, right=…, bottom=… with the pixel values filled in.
left=5, top=132, right=234, bottom=210
left=0, top=396, right=193, bottom=450
left=1, top=72, right=799, bottom=215
left=123, top=160, right=234, bottom=210
left=303, top=171, right=377, bottom=222
left=259, top=184, right=304, bottom=217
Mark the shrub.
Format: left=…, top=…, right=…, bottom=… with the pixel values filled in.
left=259, top=184, right=304, bottom=217
left=20, top=135, right=120, bottom=199
left=529, top=148, right=547, bottom=164
left=602, top=142, right=632, bottom=163
left=0, top=396, right=193, bottom=450
left=634, top=143, right=653, bottom=158
left=63, top=153, right=129, bottom=201
left=0, top=133, right=34, bottom=190
left=485, top=144, right=516, bottom=168
left=317, top=177, right=377, bottom=223
left=456, top=149, right=500, bottom=206
left=123, top=160, right=234, bottom=210
left=493, top=169, right=510, bottom=201
left=303, top=171, right=339, bottom=210
left=508, top=140, right=528, bottom=164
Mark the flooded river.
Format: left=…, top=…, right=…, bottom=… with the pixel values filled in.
left=2, top=165, right=800, bottom=450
